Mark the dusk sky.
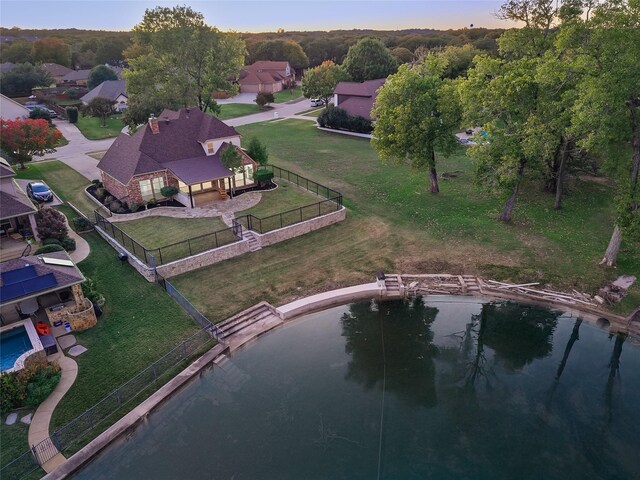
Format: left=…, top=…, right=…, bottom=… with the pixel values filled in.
left=0, top=1, right=514, bottom=32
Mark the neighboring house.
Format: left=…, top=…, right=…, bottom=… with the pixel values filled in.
left=0, top=251, right=96, bottom=370
left=333, top=78, right=386, bottom=121
left=59, top=68, right=91, bottom=86
left=0, top=94, right=31, bottom=120
left=0, top=158, right=40, bottom=261
left=81, top=80, right=128, bottom=112
left=0, top=62, right=15, bottom=74
left=97, top=108, right=258, bottom=208
left=239, top=61, right=294, bottom=94
left=41, top=63, right=73, bottom=84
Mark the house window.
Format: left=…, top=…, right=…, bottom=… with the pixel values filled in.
left=207, top=142, right=214, bottom=154
left=139, top=179, right=153, bottom=200
left=152, top=177, right=165, bottom=195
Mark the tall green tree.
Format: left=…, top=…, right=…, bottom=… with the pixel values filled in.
left=31, top=37, right=71, bottom=66
left=0, top=63, right=53, bottom=96
left=221, top=144, right=243, bottom=195
left=124, top=6, right=245, bottom=126
left=567, top=0, right=640, bottom=266
left=84, top=97, right=115, bottom=127
left=95, top=37, right=130, bottom=65
left=252, top=39, right=309, bottom=71
left=87, top=65, right=118, bottom=89
left=246, top=137, right=268, bottom=167
left=342, top=37, right=397, bottom=82
left=0, top=40, right=33, bottom=63
left=301, top=60, right=351, bottom=105
left=372, top=55, right=461, bottom=193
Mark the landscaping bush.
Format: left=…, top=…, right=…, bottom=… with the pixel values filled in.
left=60, top=236, right=76, bottom=251
left=66, top=106, right=79, bottom=124
left=160, top=186, right=179, bottom=199
left=129, top=202, right=142, bottom=213
left=108, top=200, right=122, bottom=212
left=253, top=169, right=274, bottom=188
left=317, top=106, right=373, bottom=133
left=91, top=179, right=101, bottom=186
left=34, top=244, right=65, bottom=254
left=82, top=277, right=106, bottom=307
left=64, top=87, right=81, bottom=100
left=35, top=208, right=68, bottom=241
left=42, top=238, right=62, bottom=247
left=0, top=358, right=61, bottom=413
left=29, top=107, right=52, bottom=124
left=146, top=198, right=157, bottom=208
left=94, top=187, right=106, bottom=201
left=73, top=216, right=93, bottom=231
left=104, top=195, right=115, bottom=205
left=255, top=92, right=275, bottom=108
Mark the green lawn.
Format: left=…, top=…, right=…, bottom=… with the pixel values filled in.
left=273, top=86, right=302, bottom=103
left=115, top=216, right=237, bottom=264
left=13, top=161, right=98, bottom=217
left=216, top=103, right=263, bottom=120
left=171, top=119, right=639, bottom=320
left=239, top=179, right=325, bottom=218
left=298, top=107, right=325, bottom=118
left=0, top=418, right=30, bottom=470
left=75, top=114, right=124, bottom=140
left=50, top=231, right=200, bottom=429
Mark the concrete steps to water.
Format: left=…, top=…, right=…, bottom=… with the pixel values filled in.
left=216, top=302, right=274, bottom=338
left=462, top=275, right=481, bottom=293
left=213, top=356, right=250, bottom=392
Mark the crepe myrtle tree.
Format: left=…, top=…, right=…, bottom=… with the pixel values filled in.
left=0, top=119, right=62, bottom=169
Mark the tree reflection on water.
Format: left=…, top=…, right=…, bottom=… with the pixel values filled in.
left=340, top=298, right=439, bottom=406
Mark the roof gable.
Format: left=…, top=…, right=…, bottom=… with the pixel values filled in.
left=334, top=78, right=386, bottom=97
left=81, top=80, right=127, bottom=103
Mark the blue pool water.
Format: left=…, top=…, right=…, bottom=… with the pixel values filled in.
left=0, top=326, right=33, bottom=371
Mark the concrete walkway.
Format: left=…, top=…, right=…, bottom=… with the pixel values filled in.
left=65, top=216, right=91, bottom=263
left=28, top=355, right=78, bottom=473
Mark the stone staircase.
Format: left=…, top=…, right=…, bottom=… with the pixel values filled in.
left=215, top=302, right=275, bottom=339
left=243, top=230, right=261, bottom=252
left=461, top=275, right=481, bottom=294
left=384, top=274, right=402, bottom=294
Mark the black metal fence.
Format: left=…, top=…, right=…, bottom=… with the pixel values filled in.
left=236, top=197, right=342, bottom=234
left=263, top=164, right=342, bottom=201
left=158, top=274, right=225, bottom=340
left=94, top=210, right=243, bottom=267
left=0, top=327, right=217, bottom=480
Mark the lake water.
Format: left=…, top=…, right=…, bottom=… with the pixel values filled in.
left=74, top=297, right=640, bottom=479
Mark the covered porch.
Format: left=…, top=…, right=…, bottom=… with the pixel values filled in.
left=0, top=213, right=38, bottom=261
left=172, top=165, right=256, bottom=208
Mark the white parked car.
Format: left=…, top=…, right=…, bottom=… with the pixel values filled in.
left=310, top=99, right=325, bottom=107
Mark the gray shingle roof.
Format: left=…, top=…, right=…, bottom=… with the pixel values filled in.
left=0, top=190, right=36, bottom=219
left=61, top=69, right=91, bottom=82
left=81, top=80, right=127, bottom=104
left=97, top=108, right=240, bottom=185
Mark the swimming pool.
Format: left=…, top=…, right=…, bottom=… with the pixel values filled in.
left=0, top=325, right=33, bottom=372
left=75, top=298, right=640, bottom=479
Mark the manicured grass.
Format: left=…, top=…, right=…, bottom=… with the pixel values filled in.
left=273, top=86, right=302, bottom=103
left=296, top=106, right=325, bottom=117
left=75, top=114, right=124, bottom=140
left=240, top=179, right=325, bottom=218
left=13, top=161, right=97, bottom=217
left=172, top=119, right=639, bottom=320
left=216, top=103, right=263, bottom=120
left=0, top=418, right=30, bottom=469
left=55, top=99, right=82, bottom=106
left=50, top=231, right=199, bottom=429
left=56, top=131, right=69, bottom=146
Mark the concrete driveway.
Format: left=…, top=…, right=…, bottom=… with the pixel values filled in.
left=216, top=93, right=258, bottom=105
left=14, top=179, right=63, bottom=207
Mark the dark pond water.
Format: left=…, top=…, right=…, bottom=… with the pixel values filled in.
left=74, top=297, right=640, bottom=480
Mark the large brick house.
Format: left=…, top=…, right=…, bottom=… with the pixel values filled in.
left=238, top=61, right=294, bottom=94
left=333, top=78, right=386, bottom=121
left=97, top=108, right=258, bottom=208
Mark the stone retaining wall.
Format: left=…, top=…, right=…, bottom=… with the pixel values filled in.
left=155, top=240, right=251, bottom=278
left=254, top=207, right=346, bottom=248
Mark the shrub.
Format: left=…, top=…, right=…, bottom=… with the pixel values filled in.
left=42, top=238, right=62, bottom=247
left=82, top=277, right=106, bottom=307
left=103, top=195, right=115, bottom=205
left=146, top=198, right=157, bottom=207
left=29, top=107, right=52, bottom=124
left=94, top=187, right=106, bottom=200
left=255, top=92, right=275, bottom=108
left=253, top=169, right=274, bottom=188
left=60, top=237, right=76, bottom=251
left=116, top=207, right=127, bottom=214
left=160, top=186, right=179, bottom=198
left=35, top=208, right=68, bottom=241
left=0, top=358, right=61, bottom=413
left=65, top=106, right=79, bottom=123
left=108, top=200, right=122, bottom=212
left=64, top=87, right=81, bottom=100
left=91, top=179, right=101, bottom=186
left=73, top=216, right=92, bottom=231
left=35, top=244, right=65, bottom=254
left=129, top=202, right=141, bottom=213
left=317, top=106, right=373, bottom=133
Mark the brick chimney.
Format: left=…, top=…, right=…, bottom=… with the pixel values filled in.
left=148, top=114, right=159, bottom=135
